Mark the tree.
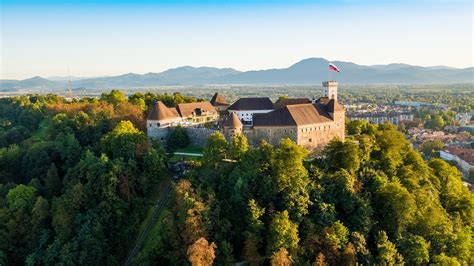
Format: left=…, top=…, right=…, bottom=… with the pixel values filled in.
left=419, top=140, right=444, bottom=158
left=267, top=210, right=299, bottom=255
left=429, top=159, right=474, bottom=224
left=350, top=232, right=371, bottom=264
left=399, top=235, right=430, bottom=264
left=187, top=237, right=216, bottom=266
left=228, top=134, right=249, bottom=160
left=203, top=132, right=227, bottom=166
left=141, top=148, right=166, bottom=194
left=432, top=253, right=461, bottom=266
left=44, top=163, right=61, bottom=198
left=433, top=115, right=445, bottom=129
left=100, top=90, right=127, bottom=106
left=375, top=231, right=398, bottom=265
left=247, top=199, right=265, bottom=234
left=31, top=196, right=50, bottom=230
left=324, top=139, right=360, bottom=174
left=373, top=126, right=410, bottom=176
left=271, top=139, right=312, bottom=219
left=6, top=184, right=37, bottom=210
left=314, top=253, right=326, bottom=266
left=339, top=243, right=357, bottom=266
left=326, top=221, right=349, bottom=250
left=271, top=248, right=292, bottom=266
left=175, top=180, right=209, bottom=246
left=100, top=120, right=147, bottom=160
left=375, top=182, right=416, bottom=235
left=347, top=120, right=366, bottom=135
left=243, top=235, right=263, bottom=266
left=167, top=125, right=189, bottom=151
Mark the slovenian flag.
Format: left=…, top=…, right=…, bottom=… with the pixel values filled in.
left=329, top=63, right=340, bottom=73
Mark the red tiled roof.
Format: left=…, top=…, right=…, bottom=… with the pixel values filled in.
left=274, top=98, right=312, bottom=108
left=444, top=146, right=474, bottom=165
left=253, top=103, right=333, bottom=127
left=147, top=101, right=180, bottom=120
left=176, top=102, right=217, bottom=117
left=210, top=93, right=229, bottom=106
left=223, top=112, right=243, bottom=128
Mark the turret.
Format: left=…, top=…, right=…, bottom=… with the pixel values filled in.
left=322, top=81, right=338, bottom=101
left=223, top=112, right=243, bottom=139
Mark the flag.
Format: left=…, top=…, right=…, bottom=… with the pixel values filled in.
left=328, top=63, right=340, bottom=73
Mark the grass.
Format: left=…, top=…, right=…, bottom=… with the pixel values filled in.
left=175, top=146, right=203, bottom=154
left=140, top=205, right=167, bottom=251
left=135, top=178, right=171, bottom=243
left=135, top=187, right=176, bottom=262
left=168, top=146, right=204, bottom=163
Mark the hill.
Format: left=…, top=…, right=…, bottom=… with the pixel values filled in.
left=1, top=58, right=472, bottom=90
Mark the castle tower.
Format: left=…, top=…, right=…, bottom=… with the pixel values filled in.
left=322, top=81, right=338, bottom=101
left=223, top=112, right=243, bottom=139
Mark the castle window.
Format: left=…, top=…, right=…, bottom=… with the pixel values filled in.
left=309, top=138, right=312, bottom=142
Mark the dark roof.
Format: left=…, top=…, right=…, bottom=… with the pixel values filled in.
left=327, top=99, right=344, bottom=112
left=253, top=103, right=333, bottom=127
left=210, top=93, right=229, bottom=106
left=315, top=97, right=344, bottom=113
left=228, top=97, right=274, bottom=111
left=274, top=98, right=312, bottom=108
left=147, top=101, right=181, bottom=120
left=223, top=112, right=243, bottom=128
left=254, top=108, right=296, bottom=126
left=176, top=102, right=217, bottom=117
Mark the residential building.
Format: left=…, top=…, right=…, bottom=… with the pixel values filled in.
left=440, top=146, right=474, bottom=174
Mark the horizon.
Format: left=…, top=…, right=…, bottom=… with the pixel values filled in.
left=4, top=57, right=474, bottom=81
left=1, top=0, right=473, bottom=80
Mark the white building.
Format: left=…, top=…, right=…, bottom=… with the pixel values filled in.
left=227, top=97, right=275, bottom=124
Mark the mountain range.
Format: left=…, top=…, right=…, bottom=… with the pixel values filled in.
left=1, top=58, right=472, bottom=91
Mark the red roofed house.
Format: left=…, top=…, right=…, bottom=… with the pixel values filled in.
left=440, top=146, right=474, bottom=174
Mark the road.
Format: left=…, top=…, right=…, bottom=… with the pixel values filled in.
left=123, top=182, right=173, bottom=266
left=173, top=152, right=203, bottom=157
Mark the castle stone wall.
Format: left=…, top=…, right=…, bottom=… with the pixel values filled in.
left=148, top=125, right=218, bottom=148
left=250, top=126, right=297, bottom=147
left=184, top=127, right=218, bottom=147
left=147, top=127, right=169, bottom=141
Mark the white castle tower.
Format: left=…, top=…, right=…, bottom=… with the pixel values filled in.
left=322, top=81, right=338, bottom=101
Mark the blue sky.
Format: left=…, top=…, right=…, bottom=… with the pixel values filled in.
left=1, top=0, right=472, bottom=79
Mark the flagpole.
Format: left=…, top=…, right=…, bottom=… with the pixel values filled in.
left=329, top=62, right=332, bottom=81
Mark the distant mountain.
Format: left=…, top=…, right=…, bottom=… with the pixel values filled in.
left=0, top=76, right=64, bottom=91
left=214, top=58, right=473, bottom=85
left=1, top=58, right=472, bottom=91
left=47, top=76, right=107, bottom=82
left=72, top=66, right=241, bottom=88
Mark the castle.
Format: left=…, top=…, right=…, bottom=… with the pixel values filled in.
left=147, top=81, right=345, bottom=149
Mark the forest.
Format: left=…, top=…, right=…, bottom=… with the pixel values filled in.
left=0, top=91, right=473, bottom=265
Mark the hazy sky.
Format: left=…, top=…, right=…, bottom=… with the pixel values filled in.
left=1, top=0, right=472, bottom=79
